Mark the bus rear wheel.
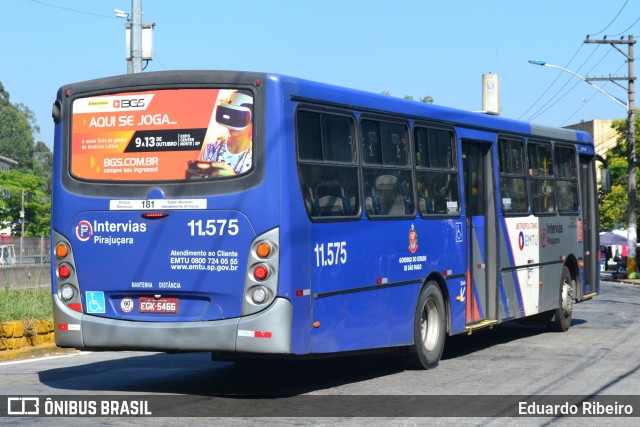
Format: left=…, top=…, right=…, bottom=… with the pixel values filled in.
left=405, top=281, right=446, bottom=370
left=547, top=266, right=574, bottom=332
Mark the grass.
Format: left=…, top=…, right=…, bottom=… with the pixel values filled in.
left=0, top=284, right=53, bottom=322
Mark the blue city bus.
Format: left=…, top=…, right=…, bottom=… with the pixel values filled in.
left=51, top=71, right=607, bottom=369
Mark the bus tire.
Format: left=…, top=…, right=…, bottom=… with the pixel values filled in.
left=405, top=281, right=446, bottom=370
left=547, top=266, right=574, bottom=332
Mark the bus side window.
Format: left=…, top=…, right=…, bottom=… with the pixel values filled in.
left=415, top=126, right=460, bottom=216
left=528, top=140, right=556, bottom=214
left=361, top=121, right=382, bottom=165
left=316, top=182, right=350, bottom=216
left=555, top=145, right=579, bottom=214
left=296, top=109, right=359, bottom=219
left=303, top=185, right=319, bottom=216
left=498, top=137, right=529, bottom=215
left=365, top=182, right=381, bottom=215
left=361, top=118, right=414, bottom=218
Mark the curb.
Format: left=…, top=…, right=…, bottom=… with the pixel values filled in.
left=0, top=320, right=78, bottom=362
left=0, top=343, right=78, bottom=362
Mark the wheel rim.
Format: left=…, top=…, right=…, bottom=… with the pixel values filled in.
left=420, top=298, right=440, bottom=352
left=561, top=279, right=574, bottom=318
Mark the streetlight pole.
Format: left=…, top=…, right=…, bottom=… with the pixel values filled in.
left=528, top=60, right=628, bottom=108
left=529, top=53, right=637, bottom=275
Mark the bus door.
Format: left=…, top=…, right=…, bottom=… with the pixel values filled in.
left=462, top=140, right=498, bottom=328
left=579, top=155, right=598, bottom=298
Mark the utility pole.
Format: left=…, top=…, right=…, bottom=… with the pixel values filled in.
left=115, top=0, right=152, bottom=74
left=131, top=0, right=143, bottom=73
left=584, top=35, right=637, bottom=275
left=20, top=190, right=24, bottom=265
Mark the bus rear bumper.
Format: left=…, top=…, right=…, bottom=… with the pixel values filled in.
left=52, top=295, right=292, bottom=354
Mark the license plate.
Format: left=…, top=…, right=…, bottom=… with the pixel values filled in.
left=138, top=297, right=178, bottom=313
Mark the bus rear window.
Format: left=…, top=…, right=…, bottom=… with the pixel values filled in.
left=70, top=88, right=254, bottom=182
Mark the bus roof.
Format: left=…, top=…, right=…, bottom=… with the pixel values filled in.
left=267, top=72, right=594, bottom=145
left=58, top=70, right=594, bottom=146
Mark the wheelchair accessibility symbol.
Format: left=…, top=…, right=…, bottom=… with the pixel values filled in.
left=455, top=222, right=463, bottom=243
left=85, top=291, right=106, bottom=314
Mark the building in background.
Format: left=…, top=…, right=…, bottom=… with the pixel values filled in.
left=0, top=155, right=18, bottom=171
left=564, top=119, right=619, bottom=159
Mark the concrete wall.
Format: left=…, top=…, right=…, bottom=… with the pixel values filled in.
left=0, top=265, right=51, bottom=290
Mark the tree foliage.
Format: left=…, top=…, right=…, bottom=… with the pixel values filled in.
left=599, top=117, right=640, bottom=231
left=0, top=170, right=50, bottom=236
left=381, top=91, right=434, bottom=103
left=0, top=102, right=35, bottom=171
left=0, top=81, right=52, bottom=236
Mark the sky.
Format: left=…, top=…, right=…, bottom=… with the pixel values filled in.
left=2, top=0, right=640, bottom=149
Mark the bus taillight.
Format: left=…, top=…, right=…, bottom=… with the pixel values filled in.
left=242, top=228, right=280, bottom=315
left=55, top=243, right=69, bottom=259
left=58, top=264, right=73, bottom=279
left=256, top=241, right=272, bottom=258
left=253, top=264, right=269, bottom=281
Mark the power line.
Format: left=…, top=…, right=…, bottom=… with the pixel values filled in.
left=526, top=46, right=607, bottom=122
left=608, top=15, right=640, bottom=37
left=528, top=48, right=615, bottom=122
left=560, top=62, right=626, bottom=126
left=523, top=1, right=633, bottom=121
left=517, top=44, right=584, bottom=120
left=588, top=0, right=629, bottom=36
left=152, top=53, right=168, bottom=71
left=560, top=94, right=597, bottom=126
left=28, top=0, right=116, bottom=19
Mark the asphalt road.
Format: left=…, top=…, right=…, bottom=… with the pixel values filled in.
left=1, top=280, right=639, bottom=426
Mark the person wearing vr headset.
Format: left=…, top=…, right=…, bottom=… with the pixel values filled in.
left=186, top=90, right=253, bottom=178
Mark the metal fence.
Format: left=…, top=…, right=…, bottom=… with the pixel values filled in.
left=0, top=235, right=50, bottom=265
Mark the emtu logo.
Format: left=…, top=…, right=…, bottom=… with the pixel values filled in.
left=518, top=231, right=525, bottom=251
left=76, top=220, right=93, bottom=241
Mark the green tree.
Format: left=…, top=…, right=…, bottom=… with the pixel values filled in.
left=599, top=117, right=640, bottom=231
left=0, top=82, right=52, bottom=237
left=15, top=103, right=40, bottom=135
left=600, top=183, right=628, bottom=230
left=0, top=82, right=35, bottom=171
left=33, top=141, right=53, bottom=194
left=381, top=91, right=434, bottom=103
left=0, top=170, right=50, bottom=236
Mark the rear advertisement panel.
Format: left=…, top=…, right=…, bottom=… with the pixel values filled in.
left=70, top=209, right=255, bottom=321
left=71, top=88, right=254, bottom=181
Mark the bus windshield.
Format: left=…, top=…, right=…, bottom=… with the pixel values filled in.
left=71, top=88, right=254, bottom=182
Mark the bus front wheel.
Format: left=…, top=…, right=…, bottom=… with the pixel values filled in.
left=547, top=266, right=574, bottom=332
left=405, top=281, right=446, bottom=370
